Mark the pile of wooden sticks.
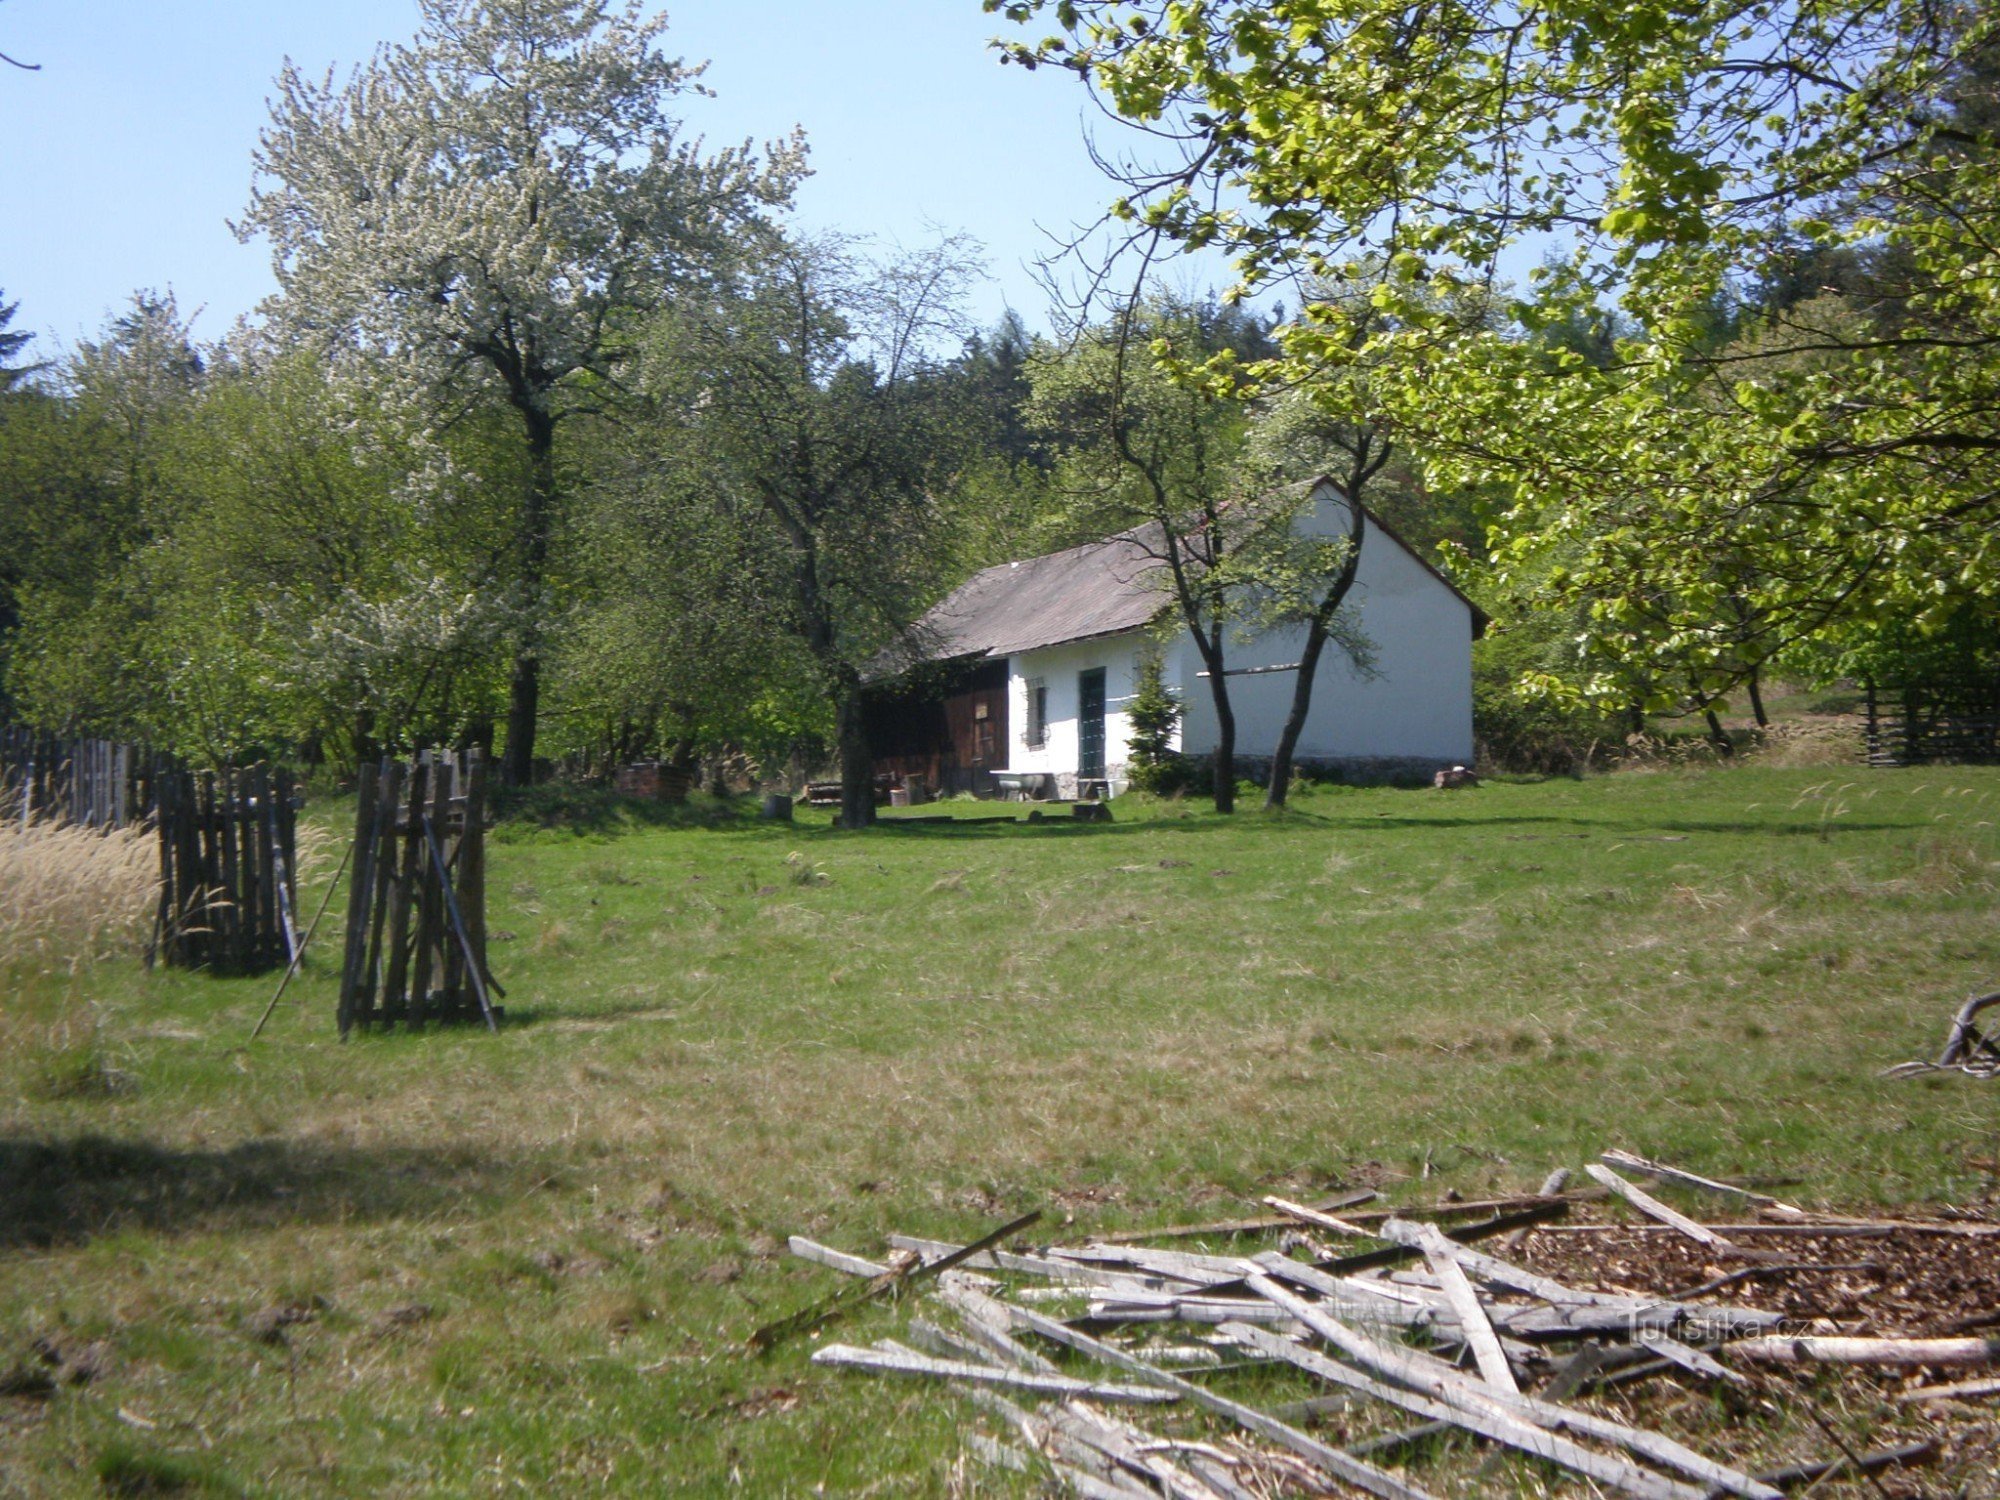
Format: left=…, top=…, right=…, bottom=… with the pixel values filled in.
left=792, top=1150, right=2000, bottom=1497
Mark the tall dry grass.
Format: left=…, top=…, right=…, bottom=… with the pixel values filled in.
left=0, top=810, right=161, bottom=968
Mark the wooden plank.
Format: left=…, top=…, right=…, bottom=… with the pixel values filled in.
left=1263, top=1196, right=1375, bottom=1238
left=407, top=752, right=441, bottom=1026
left=888, top=1234, right=1174, bottom=1290
left=750, top=1211, right=1042, bottom=1355
left=1377, top=1218, right=1619, bottom=1307
left=379, top=757, right=425, bottom=1028
left=360, top=758, right=401, bottom=1028
left=460, top=749, right=488, bottom=993
left=1242, top=1274, right=1780, bottom=1500
left=902, top=1319, right=1010, bottom=1370
left=1585, top=1164, right=1733, bottom=1250
left=1223, top=1323, right=1697, bottom=1500
left=204, top=769, right=224, bottom=962
left=1729, top=1335, right=2000, bottom=1367
left=1041, top=1403, right=1233, bottom=1500
left=149, top=764, right=176, bottom=967
left=786, top=1236, right=890, bottom=1278
left=934, top=1274, right=1062, bottom=1374
left=426, top=808, right=497, bottom=1032
left=1055, top=1245, right=1258, bottom=1285
left=1602, top=1150, right=1806, bottom=1217
left=432, top=756, right=458, bottom=1016
left=1091, top=1191, right=1382, bottom=1243
left=813, top=1341, right=1179, bottom=1403
left=1409, top=1222, right=1518, bottom=1395
left=1311, top=1202, right=1573, bottom=1277
left=999, top=1300, right=1444, bottom=1500
left=247, top=766, right=271, bottom=968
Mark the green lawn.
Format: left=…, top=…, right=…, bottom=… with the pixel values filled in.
left=4, top=766, right=1999, bottom=1495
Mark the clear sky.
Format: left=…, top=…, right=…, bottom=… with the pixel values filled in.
left=0, top=0, right=1206, bottom=361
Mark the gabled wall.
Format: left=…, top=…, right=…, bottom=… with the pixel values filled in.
left=1175, top=486, right=1475, bottom=768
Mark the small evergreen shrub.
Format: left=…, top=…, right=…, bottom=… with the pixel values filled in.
left=1124, top=651, right=1184, bottom=794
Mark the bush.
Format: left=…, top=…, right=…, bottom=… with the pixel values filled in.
left=1124, top=650, right=1185, bottom=794
left=1472, top=630, right=1627, bottom=774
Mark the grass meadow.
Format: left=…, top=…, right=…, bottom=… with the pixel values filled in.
left=4, top=764, right=2000, bottom=1495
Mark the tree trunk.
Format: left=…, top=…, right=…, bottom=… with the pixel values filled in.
left=1746, top=666, right=1770, bottom=728
left=1205, top=644, right=1237, bottom=814
left=1264, top=616, right=1331, bottom=810
left=1264, top=492, right=1367, bottom=810
left=1705, top=708, right=1734, bottom=755
left=834, top=675, right=875, bottom=829
left=502, top=404, right=558, bottom=786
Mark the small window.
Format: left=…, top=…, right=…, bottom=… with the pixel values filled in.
left=1024, top=679, right=1048, bottom=749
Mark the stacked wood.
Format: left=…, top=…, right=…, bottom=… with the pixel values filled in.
left=1, top=726, right=154, bottom=830
left=337, top=749, right=500, bottom=1035
left=153, top=764, right=301, bottom=975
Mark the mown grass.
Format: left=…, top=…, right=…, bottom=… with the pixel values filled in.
left=4, top=765, right=2000, bottom=1495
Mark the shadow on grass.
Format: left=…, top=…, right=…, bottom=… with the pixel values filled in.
left=489, top=784, right=762, bottom=840
left=0, top=1133, right=523, bottom=1252
left=1349, top=815, right=1912, bottom=837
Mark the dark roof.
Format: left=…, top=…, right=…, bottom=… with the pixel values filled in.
left=913, top=526, right=1173, bottom=661
left=902, top=480, right=1486, bottom=666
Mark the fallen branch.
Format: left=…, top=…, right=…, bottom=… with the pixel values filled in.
left=749, top=1209, right=1041, bottom=1354
left=1729, top=1335, right=2000, bottom=1368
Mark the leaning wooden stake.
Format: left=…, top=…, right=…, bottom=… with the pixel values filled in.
left=250, top=836, right=356, bottom=1043
left=423, top=813, right=498, bottom=1033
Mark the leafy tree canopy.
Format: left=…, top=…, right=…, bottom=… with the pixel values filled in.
left=990, top=0, right=2000, bottom=708
left=237, top=0, right=805, bottom=778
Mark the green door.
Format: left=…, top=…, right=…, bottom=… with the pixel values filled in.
left=1078, top=668, right=1107, bottom=780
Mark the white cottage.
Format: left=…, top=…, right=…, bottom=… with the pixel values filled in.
left=865, top=478, right=1486, bottom=797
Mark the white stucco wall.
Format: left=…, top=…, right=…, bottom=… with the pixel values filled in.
left=1176, top=489, right=1476, bottom=765
left=1000, top=636, right=1155, bottom=795
left=1002, top=484, right=1476, bottom=783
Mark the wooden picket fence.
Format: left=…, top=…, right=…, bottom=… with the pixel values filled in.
left=152, top=765, right=303, bottom=975
left=1, top=727, right=155, bottom=829
left=337, top=748, right=501, bottom=1035
left=1865, top=680, right=2000, bottom=767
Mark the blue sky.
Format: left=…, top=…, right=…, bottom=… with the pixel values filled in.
left=0, top=1, right=1219, bottom=359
